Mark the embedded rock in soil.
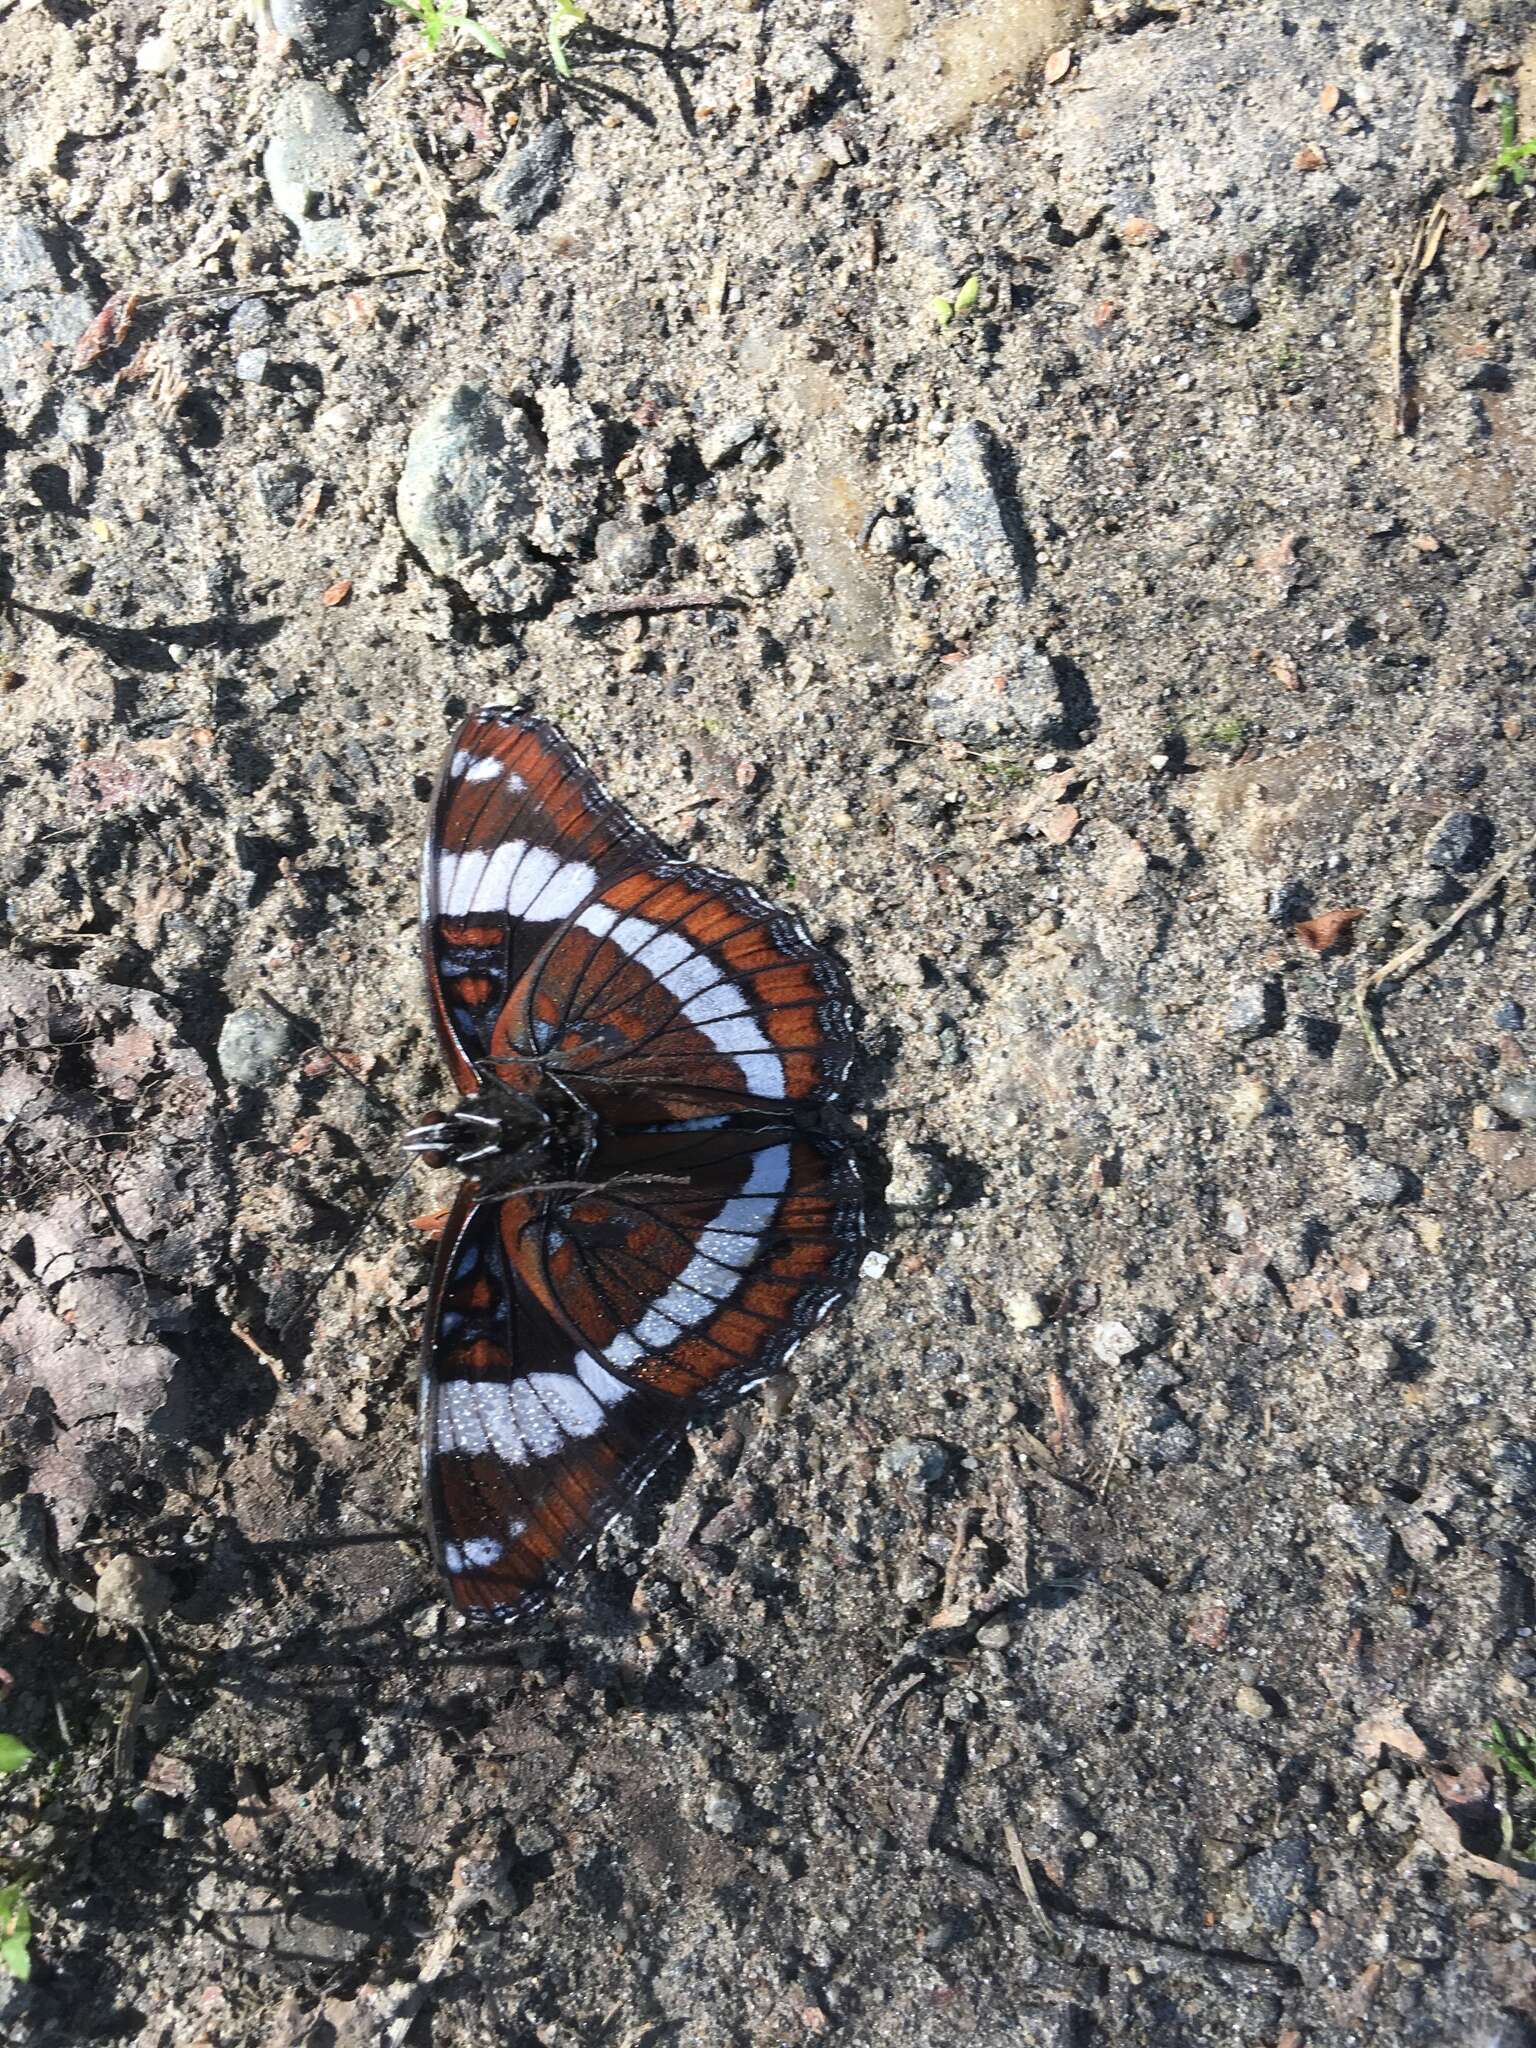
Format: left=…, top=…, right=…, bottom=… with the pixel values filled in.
left=263, top=84, right=365, bottom=263
left=926, top=634, right=1064, bottom=747
left=913, top=420, right=1029, bottom=590
left=397, top=384, right=557, bottom=615
left=1054, top=5, right=1462, bottom=259
left=217, top=1004, right=296, bottom=1088
left=0, top=213, right=93, bottom=437
left=271, top=0, right=373, bottom=56
left=482, top=120, right=571, bottom=228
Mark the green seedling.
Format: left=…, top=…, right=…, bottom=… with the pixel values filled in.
left=1492, top=96, right=1536, bottom=188
left=548, top=0, right=587, bottom=78
left=1490, top=1721, right=1536, bottom=1794
left=0, top=1735, right=34, bottom=1981
left=385, top=0, right=508, bottom=59
left=931, top=273, right=983, bottom=330
left=0, top=1888, right=30, bottom=1983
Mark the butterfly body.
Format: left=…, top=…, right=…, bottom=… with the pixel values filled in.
left=415, top=707, right=863, bottom=1622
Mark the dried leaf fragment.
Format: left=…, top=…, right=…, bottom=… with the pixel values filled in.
left=321, top=578, right=353, bottom=607
left=1294, top=143, right=1327, bottom=172
left=73, top=291, right=140, bottom=371
left=1043, top=45, right=1073, bottom=84
left=1293, top=906, right=1365, bottom=954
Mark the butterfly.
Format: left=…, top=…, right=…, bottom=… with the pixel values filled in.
left=405, top=707, right=864, bottom=1622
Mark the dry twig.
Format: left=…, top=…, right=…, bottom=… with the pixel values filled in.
left=1357, top=834, right=1535, bottom=1079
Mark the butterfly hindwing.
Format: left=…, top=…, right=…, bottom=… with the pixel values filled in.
left=422, top=1123, right=861, bottom=1617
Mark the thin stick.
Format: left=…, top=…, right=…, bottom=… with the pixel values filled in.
left=849, top=1668, right=926, bottom=1762
left=1357, top=834, right=1535, bottom=1079
left=1002, top=1819, right=1056, bottom=1941
left=560, top=590, right=743, bottom=621
left=126, top=261, right=442, bottom=308
left=1387, top=198, right=1449, bottom=437
left=113, top=1663, right=149, bottom=1784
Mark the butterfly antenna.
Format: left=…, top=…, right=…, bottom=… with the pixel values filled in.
left=277, top=1158, right=419, bottom=1341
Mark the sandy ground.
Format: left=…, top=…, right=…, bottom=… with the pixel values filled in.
left=3, top=0, right=1536, bottom=2042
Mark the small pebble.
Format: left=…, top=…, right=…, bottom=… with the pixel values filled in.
left=1493, top=997, right=1526, bottom=1032
left=1090, top=1319, right=1139, bottom=1366
left=218, top=1005, right=295, bottom=1088
left=1422, top=809, right=1494, bottom=873
left=137, top=32, right=176, bottom=73
left=1351, top=1157, right=1410, bottom=1207
left=1215, top=284, right=1257, bottom=327
left=1492, top=1079, right=1536, bottom=1125
left=1234, top=1684, right=1273, bottom=1721
left=1224, top=981, right=1282, bottom=1042
left=702, top=1783, right=745, bottom=1835
left=1004, top=1290, right=1047, bottom=1332
left=96, top=1554, right=171, bottom=1631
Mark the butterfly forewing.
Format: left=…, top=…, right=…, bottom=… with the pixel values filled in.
left=417, top=706, right=864, bottom=1622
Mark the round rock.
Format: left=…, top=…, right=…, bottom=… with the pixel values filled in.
left=218, top=1005, right=296, bottom=1088
left=1422, top=809, right=1494, bottom=873
left=397, top=384, right=552, bottom=615
left=96, top=1554, right=172, bottom=1631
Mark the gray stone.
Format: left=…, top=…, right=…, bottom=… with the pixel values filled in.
left=218, top=1005, right=296, bottom=1088
left=1224, top=981, right=1281, bottom=1042
left=1244, top=1837, right=1316, bottom=1932
left=1215, top=284, right=1258, bottom=328
left=1352, top=1157, right=1410, bottom=1208
left=702, top=1781, right=746, bottom=1834
left=1493, top=1079, right=1536, bottom=1125
left=233, top=348, right=269, bottom=385
left=1422, top=809, right=1494, bottom=873
left=700, top=415, right=766, bottom=469
left=593, top=519, right=664, bottom=592
left=1142, top=1416, right=1198, bottom=1468
left=397, top=384, right=554, bottom=615
left=885, top=1138, right=951, bottom=1211
left=735, top=536, right=791, bottom=597
left=263, top=85, right=364, bottom=263
left=0, top=218, right=90, bottom=437
left=482, top=121, right=571, bottom=228
left=866, top=513, right=907, bottom=558
left=1327, top=1500, right=1392, bottom=1566
left=925, top=633, right=1063, bottom=747
left=252, top=461, right=314, bottom=522
left=0, top=218, right=64, bottom=298
left=227, top=298, right=274, bottom=344
left=877, top=1437, right=948, bottom=1491
left=913, top=421, right=1028, bottom=588
left=1090, top=1319, right=1140, bottom=1366
left=270, top=0, right=372, bottom=56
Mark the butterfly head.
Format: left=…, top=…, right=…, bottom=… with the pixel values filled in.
left=402, top=1069, right=595, bottom=1187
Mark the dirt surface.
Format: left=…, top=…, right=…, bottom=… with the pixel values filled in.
left=3, top=0, right=1536, bottom=2042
